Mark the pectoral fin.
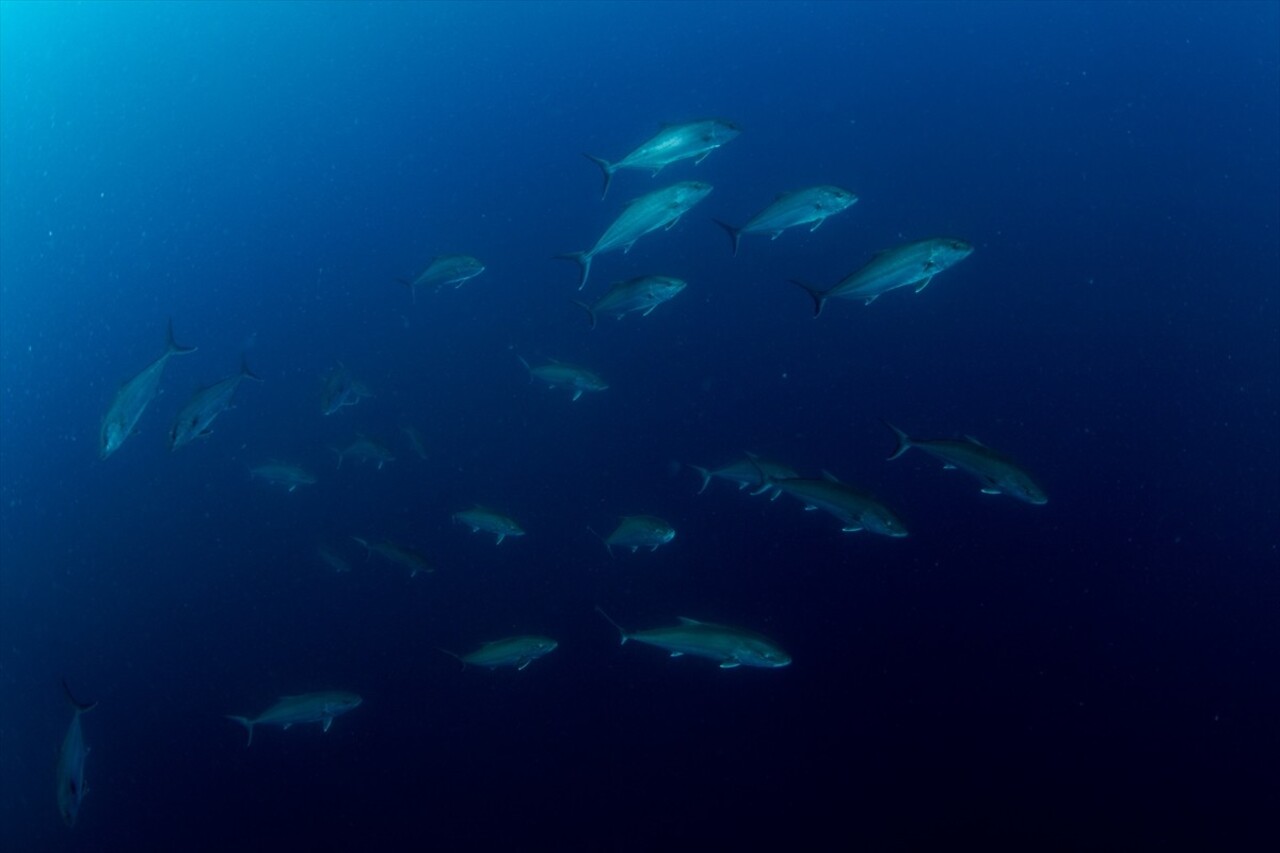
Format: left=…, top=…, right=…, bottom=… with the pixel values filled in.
left=572, top=389, right=583, bottom=402
left=981, top=487, right=1002, bottom=495
left=719, top=661, right=741, bottom=669
left=322, top=717, right=333, bottom=732
left=670, top=652, right=684, bottom=657
left=809, top=217, right=825, bottom=232
left=914, top=275, right=934, bottom=293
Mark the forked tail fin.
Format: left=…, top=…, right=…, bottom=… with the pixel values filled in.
left=583, top=153, right=615, bottom=200
left=594, top=606, right=629, bottom=644
left=226, top=715, right=255, bottom=746
left=62, top=679, right=97, bottom=714
left=883, top=421, right=915, bottom=461
left=712, top=219, right=743, bottom=256
left=166, top=319, right=197, bottom=356
left=788, top=280, right=827, bottom=318
left=554, top=251, right=592, bottom=291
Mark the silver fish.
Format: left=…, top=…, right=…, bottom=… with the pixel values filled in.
left=453, top=507, right=526, bottom=545
left=56, top=681, right=97, bottom=828
left=597, top=609, right=790, bottom=669
left=99, top=320, right=196, bottom=459
left=557, top=181, right=713, bottom=290
left=518, top=356, right=609, bottom=402
left=352, top=537, right=433, bottom=578
left=168, top=356, right=262, bottom=450
left=443, top=636, right=558, bottom=671
left=599, top=515, right=676, bottom=555
left=226, top=691, right=362, bottom=746
left=572, top=275, right=687, bottom=328
left=791, top=238, right=973, bottom=316
left=768, top=471, right=908, bottom=538
left=884, top=421, right=1047, bottom=505
left=584, top=119, right=740, bottom=199
left=250, top=462, right=317, bottom=492
left=398, top=254, right=485, bottom=302
left=714, top=185, right=858, bottom=255
left=320, top=364, right=373, bottom=416
left=332, top=436, right=395, bottom=470
left=689, top=455, right=798, bottom=501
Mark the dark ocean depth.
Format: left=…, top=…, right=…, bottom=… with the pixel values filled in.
left=1, top=2, right=1278, bottom=850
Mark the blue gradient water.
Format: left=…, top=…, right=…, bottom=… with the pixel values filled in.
left=2, top=2, right=1277, bottom=849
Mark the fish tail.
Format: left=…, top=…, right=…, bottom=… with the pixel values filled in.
left=582, top=153, right=615, bottom=200
left=571, top=300, right=597, bottom=329
left=61, top=679, right=97, bottom=714
left=690, top=465, right=713, bottom=495
left=226, top=715, right=254, bottom=746
left=586, top=526, right=613, bottom=558
left=240, top=355, right=264, bottom=382
left=594, top=606, right=629, bottom=644
left=883, top=420, right=914, bottom=461
left=165, top=319, right=197, bottom=355
left=436, top=648, right=465, bottom=669
left=712, top=219, right=742, bottom=256
left=788, top=279, right=827, bottom=318
left=554, top=251, right=592, bottom=291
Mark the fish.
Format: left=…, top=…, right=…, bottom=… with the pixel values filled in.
left=598, top=515, right=676, bottom=555
left=517, top=356, right=609, bottom=402
left=596, top=609, right=790, bottom=669
left=398, top=254, right=485, bottom=302
left=689, top=454, right=798, bottom=500
left=557, top=181, right=713, bottom=290
left=352, top=537, right=433, bottom=578
left=442, top=636, right=559, bottom=671
left=316, top=543, right=352, bottom=574
left=56, top=681, right=97, bottom=828
left=99, top=319, right=197, bottom=458
left=453, top=507, right=526, bottom=545
left=401, top=425, right=428, bottom=460
left=713, top=185, right=858, bottom=256
left=884, top=421, right=1048, bottom=505
left=250, top=462, right=317, bottom=492
left=226, top=691, right=362, bottom=746
left=584, top=119, right=740, bottom=199
left=332, top=436, right=395, bottom=470
left=168, top=356, right=262, bottom=450
left=572, top=275, right=687, bottom=328
left=766, top=470, right=908, bottom=538
left=320, top=364, right=372, bottom=416
left=790, top=238, right=974, bottom=316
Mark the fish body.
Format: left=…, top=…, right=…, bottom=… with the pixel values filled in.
left=250, top=462, right=317, bottom=492
left=573, top=275, right=687, bottom=328
left=602, top=515, right=676, bottom=555
left=792, top=238, right=973, bottom=316
left=449, top=636, right=558, bottom=670
left=99, top=320, right=196, bottom=458
left=453, top=507, right=525, bottom=545
left=316, top=543, right=352, bottom=573
left=584, top=119, right=740, bottom=198
left=770, top=472, right=908, bottom=537
left=519, top=357, right=608, bottom=402
left=56, top=682, right=97, bottom=828
left=168, top=357, right=262, bottom=450
left=690, top=455, right=798, bottom=500
left=714, top=185, right=857, bottom=255
left=352, top=537, right=432, bottom=577
left=598, top=610, right=790, bottom=669
left=884, top=422, right=1047, bottom=505
left=320, top=365, right=372, bottom=416
left=333, top=436, right=395, bottom=470
left=226, top=691, right=362, bottom=746
left=558, top=181, right=713, bottom=289
left=400, top=254, right=485, bottom=300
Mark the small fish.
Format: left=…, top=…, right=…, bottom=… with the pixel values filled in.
left=401, top=425, right=428, bottom=460
left=791, top=238, right=973, bottom=316
left=352, top=537, right=433, bottom=578
left=584, top=119, right=740, bottom=199
left=572, top=275, right=687, bottom=328
left=714, top=185, right=858, bottom=256
left=332, top=436, right=395, bottom=470
left=598, top=515, right=676, bottom=556
left=453, top=507, right=526, bottom=545
left=689, top=455, right=798, bottom=500
left=884, top=421, right=1048, bottom=505
left=320, top=364, right=373, bottom=416
left=557, top=181, right=713, bottom=290
left=168, top=356, right=262, bottom=450
left=250, top=462, right=317, bottom=492
left=517, top=356, right=609, bottom=402
left=316, top=543, right=352, bottom=574
left=56, top=681, right=97, bottom=828
left=765, top=469, right=908, bottom=538
left=99, top=320, right=196, bottom=459
left=398, top=254, right=485, bottom=302
left=597, top=609, right=790, bottom=669
left=226, top=691, right=362, bottom=746
left=442, top=636, right=559, bottom=671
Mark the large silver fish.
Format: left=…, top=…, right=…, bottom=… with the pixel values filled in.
left=320, top=364, right=372, bottom=416
left=597, top=609, right=790, bottom=669
left=352, top=537, right=433, bottom=578
left=168, top=357, right=262, bottom=450
left=250, top=462, right=317, bottom=492
left=584, top=119, right=740, bottom=199
left=572, top=275, right=687, bottom=328
left=714, top=185, right=857, bottom=256
left=884, top=421, right=1047, bottom=505
left=332, top=435, right=395, bottom=470
left=768, top=471, right=908, bottom=538
left=398, top=254, right=485, bottom=302
left=443, top=636, right=559, bottom=671
left=518, top=356, right=609, bottom=402
left=56, top=681, right=97, bottom=828
left=557, top=181, right=713, bottom=290
left=226, top=691, right=362, bottom=746
left=99, top=320, right=196, bottom=458
left=791, top=238, right=973, bottom=316
left=689, top=455, right=798, bottom=501
left=453, top=507, right=526, bottom=545
left=599, top=515, right=676, bottom=555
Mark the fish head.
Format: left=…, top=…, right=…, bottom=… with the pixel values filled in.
left=100, top=422, right=127, bottom=459
left=674, top=181, right=714, bottom=206
left=1005, top=474, right=1048, bottom=506
left=326, top=693, right=363, bottom=715
left=708, top=119, right=743, bottom=142
left=933, top=239, right=974, bottom=268
left=738, top=641, right=792, bottom=668
left=862, top=511, right=909, bottom=538
left=58, top=780, right=82, bottom=827
left=822, top=186, right=859, bottom=210
left=658, top=526, right=676, bottom=544
left=535, top=638, right=559, bottom=655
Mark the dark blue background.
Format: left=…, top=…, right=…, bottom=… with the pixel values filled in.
left=2, top=2, right=1277, bottom=849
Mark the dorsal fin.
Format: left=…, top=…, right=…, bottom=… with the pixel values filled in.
left=965, top=435, right=987, bottom=447
left=821, top=470, right=842, bottom=483
left=677, top=617, right=705, bottom=626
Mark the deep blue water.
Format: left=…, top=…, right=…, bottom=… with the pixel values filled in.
left=2, top=1, right=1278, bottom=849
